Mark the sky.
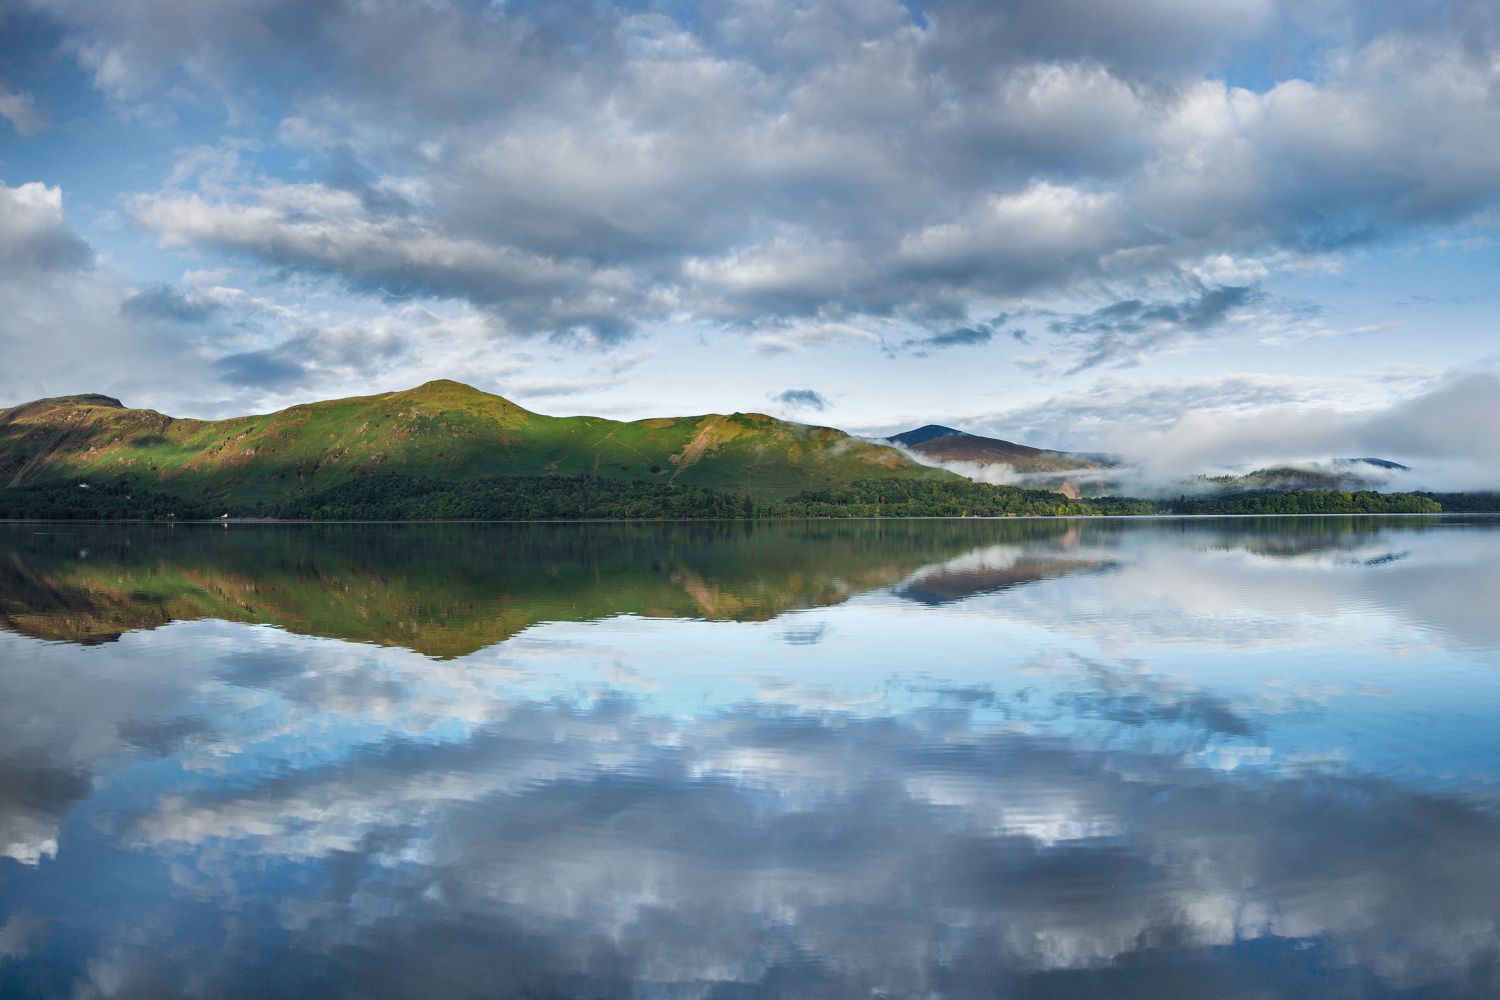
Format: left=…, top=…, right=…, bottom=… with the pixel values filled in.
left=0, top=0, right=1497, bottom=480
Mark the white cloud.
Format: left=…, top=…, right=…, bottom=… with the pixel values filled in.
left=0, top=181, right=222, bottom=407
left=0, top=181, right=93, bottom=271
left=900, top=183, right=1128, bottom=282
left=1093, top=371, right=1500, bottom=487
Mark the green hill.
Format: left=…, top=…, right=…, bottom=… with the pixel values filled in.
left=0, top=380, right=952, bottom=511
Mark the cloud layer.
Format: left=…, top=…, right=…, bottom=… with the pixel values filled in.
left=17, top=1, right=1500, bottom=355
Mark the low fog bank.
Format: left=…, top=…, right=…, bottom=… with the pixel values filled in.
left=883, top=373, right=1500, bottom=497
left=1105, top=372, right=1500, bottom=494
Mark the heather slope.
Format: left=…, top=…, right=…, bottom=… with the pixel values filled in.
left=889, top=425, right=1108, bottom=474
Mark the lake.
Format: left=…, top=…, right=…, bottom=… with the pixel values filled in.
left=1, top=517, right=1498, bottom=998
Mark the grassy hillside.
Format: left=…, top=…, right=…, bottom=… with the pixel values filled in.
left=0, top=380, right=952, bottom=509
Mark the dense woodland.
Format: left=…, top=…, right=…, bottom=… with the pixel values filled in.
left=0, top=480, right=219, bottom=520
left=0, top=473, right=1477, bottom=520
left=765, top=479, right=1158, bottom=516
left=1167, top=490, right=1442, bottom=515
left=280, top=474, right=753, bottom=520
left=1413, top=491, right=1500, bottom=512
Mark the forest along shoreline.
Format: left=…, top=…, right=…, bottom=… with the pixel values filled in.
left=1, top=473, right=1495, bottom=521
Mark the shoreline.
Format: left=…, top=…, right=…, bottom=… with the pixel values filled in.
left=3, top=512, right=1497, bottom=525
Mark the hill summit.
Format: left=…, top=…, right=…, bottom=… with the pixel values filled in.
left=889, top=425, right=966, bottom=448
left=887, top=424, right=1106, bottom=472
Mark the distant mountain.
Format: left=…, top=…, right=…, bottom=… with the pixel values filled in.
left=886, top=424, right=1112, bottom=496
left=885, top=424, right=1428, bottom=500
left=888, top=424, right=1104, bottom=470
left=888, top=425, right=968, bottom=448
left=0, top=380, right=954, bottom=509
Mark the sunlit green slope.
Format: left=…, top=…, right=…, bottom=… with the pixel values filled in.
left=0, top=379, right=952, bottom=505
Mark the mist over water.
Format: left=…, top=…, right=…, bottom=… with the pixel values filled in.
left=1, top=517, right=1498, bottom=998
left=897, top=445, right=1482, bottom=499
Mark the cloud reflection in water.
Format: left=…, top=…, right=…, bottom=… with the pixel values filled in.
left=0, top=518, right=1497, bottom=998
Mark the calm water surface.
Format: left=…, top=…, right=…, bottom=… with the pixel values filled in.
left=1, top=517, right=1498, bottom=998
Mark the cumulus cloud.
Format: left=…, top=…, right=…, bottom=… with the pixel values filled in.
left=7, top=0, right=1490, bottom=372
left=0, top=181, right=93, bottom=272
left=0, top=181, right=223, bottom=407
left=132, top=183, right=644, bottom=342
left=0, top=181, right=535, bottom=414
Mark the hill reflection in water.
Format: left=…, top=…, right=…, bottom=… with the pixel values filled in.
left=0, top=519, right=1113, bottom=655
left=0, top=516, right=1498, bottom=998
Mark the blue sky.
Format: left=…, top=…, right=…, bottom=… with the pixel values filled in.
left=0, top=0, right=1497, bottom=479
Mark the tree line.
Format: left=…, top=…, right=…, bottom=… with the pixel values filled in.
left=0, top=473, right=1470, bottom=521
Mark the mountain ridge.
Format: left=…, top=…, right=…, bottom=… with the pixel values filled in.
left=0, top=380, right=955, bottom=506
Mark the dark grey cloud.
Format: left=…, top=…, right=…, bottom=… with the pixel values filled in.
left=203, top=320, right=412, bottom=392
left=910, top=324, right=991, bottom=350
left=917, top=0, right=1278, bottom=81
left=771, top=388, right=829, bottom=411
left=931, top=325, right=991, bottom=347
left=212, top=349, right=308, bottom=388
left=894, top=317, right=1033, bottom=356
left=1048, top=285, right=1256, bottom=338
left=1040, top=283, right=1259, bottom=373
left=119, top=283, right=219, bottom=324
